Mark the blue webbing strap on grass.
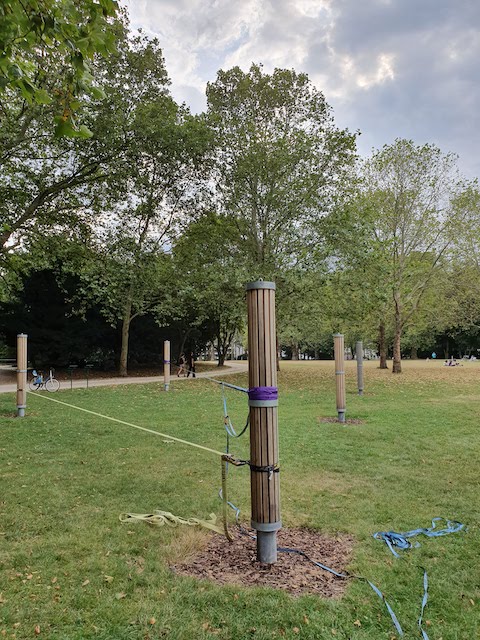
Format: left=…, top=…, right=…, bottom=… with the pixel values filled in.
left=373, top=517, right=465, bottom=558
left=373, top=517, right=465, bottom=640
left=277, top=546, right=405, bottom=637
left=418, top=568, right=429, bottom=640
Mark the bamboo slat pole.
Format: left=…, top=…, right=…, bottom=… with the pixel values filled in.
left=16, top=333, right=27, bottom=417
left=333, top=333, right=346, bottom=423
left=356, top=340, right=364, bottom=396
left=164, top=340, right=170, bottom=391
left=246, top=281, right=281, bottom=563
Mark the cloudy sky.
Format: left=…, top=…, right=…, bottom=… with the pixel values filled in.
left=123, top=0, right=480, bottom=179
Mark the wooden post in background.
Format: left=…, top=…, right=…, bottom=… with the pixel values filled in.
left=246, top=281, right=281, bottom=563
left=16, top=333, right=27, bottom=417
left=333, top=333, right=346, bottom=423
left=356, top=340, right=364, bottom=396
left=164, top=340, right=170, bottom=391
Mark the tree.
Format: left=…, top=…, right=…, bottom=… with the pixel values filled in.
left=172, top=211, right=246, bottom=366
left=360, top=139, right=471, bottom=373
left=206, top=63, right=357, bottom=278
left=0, top=0, right=119, bottom=136
left=321, top=192, right=392, bottom=368
left=77, top=40, right=212, bottom=376
left=0, top=18, right=130, bottom=263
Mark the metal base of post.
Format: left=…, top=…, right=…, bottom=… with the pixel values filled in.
left=164, top=383, right=169, bottom=392
left=252, top=520, right=281, bottom=564
left=257, top=531, right=278, bottom=563
left=17, top=407, right=25, bottom=417
left=338, top=410, right=346, bottom=423
left=358, top=389, right=364, bottom=396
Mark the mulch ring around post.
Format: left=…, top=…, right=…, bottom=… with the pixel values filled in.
left=172, top=527, right=354, bottom=597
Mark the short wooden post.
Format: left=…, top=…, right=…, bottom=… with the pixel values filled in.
left=163, top=340, right=170, bottom=391
left=16, top=333, right=27, bottom=417
left=333, top=333, right=346, bottom=423
left=246, top=281, right=281, bottom=563
left=356, top=341, right=364, bottom=396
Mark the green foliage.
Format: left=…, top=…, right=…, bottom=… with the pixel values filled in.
left=207, top=63, right=357, bottom=276
left=0, top=19, right=132, bottom=260
left=323, top=140, right=475, bottom=370
left=173, top=212, right=246, bottom=363
left=72, top=37, right=213, bottom=374
left=0, top=0, right=119, bottom=136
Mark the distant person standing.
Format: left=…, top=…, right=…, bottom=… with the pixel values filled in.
left=187, top=352, right=196, bottom=378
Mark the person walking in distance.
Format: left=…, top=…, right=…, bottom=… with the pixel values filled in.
left=177, top=352, right=186, bottom=377
left=187, top=351, right=196, bottom=378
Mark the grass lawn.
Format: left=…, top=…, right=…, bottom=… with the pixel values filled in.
left=0, top=360, right=479, bottom=639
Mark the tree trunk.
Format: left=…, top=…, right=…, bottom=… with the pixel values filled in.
left=410, top=347, right=418, bottom=359
left=291, top=342, right=299, bottom=360
left=178, top=328, right=192, bottom=359
left=216, top=336, right=228, bottom=366
left=378, top=322, right=388, bottom=369
left=392, top=305, right=402, bottom=373
left=119, top=298, right=132, bottom=377
left=314, top=347, right=320, bottom=360
left=444, top=338, right=449, bottom=360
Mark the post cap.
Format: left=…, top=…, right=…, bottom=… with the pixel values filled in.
left=246, top=281, right=276, bottom=291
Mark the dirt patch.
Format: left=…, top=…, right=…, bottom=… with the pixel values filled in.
left=317, top=417, right=365, bottom=425
left=172, top=527, right=354, bottom=598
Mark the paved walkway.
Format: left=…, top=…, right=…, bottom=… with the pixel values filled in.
left=0, top=361, right=248, bottom=394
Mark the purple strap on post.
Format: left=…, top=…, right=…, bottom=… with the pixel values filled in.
left=248, top=386, right=278, bottom=401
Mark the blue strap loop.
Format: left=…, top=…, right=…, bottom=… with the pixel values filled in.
left=222, top=384, right=250, bottom=439
left=373, top=517, right=465, bottom=639
left=373, top=517, right=465, bottom=558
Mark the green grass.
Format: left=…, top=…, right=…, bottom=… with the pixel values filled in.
left=0, top=361, right=479, bottom=639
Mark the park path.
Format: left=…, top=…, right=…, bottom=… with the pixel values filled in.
left=0, top=361, right=248, bottom=395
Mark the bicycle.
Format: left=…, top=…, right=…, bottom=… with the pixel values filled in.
left=29, top=368, right=60, bottom=392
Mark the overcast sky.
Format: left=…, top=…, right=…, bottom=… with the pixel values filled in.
left=124, top=0, right=480, bottom=179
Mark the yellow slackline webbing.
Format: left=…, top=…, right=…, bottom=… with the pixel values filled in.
left=119, top=510, right=225, bottom=535
left=27, top=391, right=235, bottom=539
left=27, top=391, right=225, bottom=457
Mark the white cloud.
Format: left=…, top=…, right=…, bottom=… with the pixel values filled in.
left=121, top=0, right=480, bottom=178
left=356, top=53, right=395, bottom=89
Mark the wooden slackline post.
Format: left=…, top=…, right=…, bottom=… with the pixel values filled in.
left=356, top=341, right=364, bottom=396
left=333, top=333, right=346, bottom=423
left=246, top=281, right=281, bottom=564
left=163, top=340, right=170, bottom=391
left=16, top=333, right=27, bottom=417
